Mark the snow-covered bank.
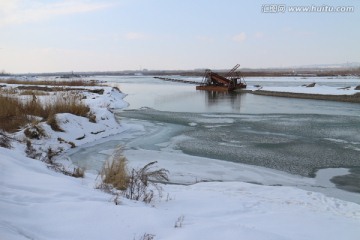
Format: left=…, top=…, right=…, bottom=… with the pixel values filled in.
left=244, top=84, right=360, bottom=103
left=6, top=85, right=129, bottom=160
left=122, top=148, right=360, bottom=204
left=1, top=84, right=360, bottom=239
left=1, top=146, right=360, bottom=240
left=256, top=85, right=359, bottom=95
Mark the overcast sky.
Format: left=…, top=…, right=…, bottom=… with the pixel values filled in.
left=0, top=0, right=359, bottom=73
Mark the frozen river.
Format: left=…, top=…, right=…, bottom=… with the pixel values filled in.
left=69, top=76, right=360, bottom=203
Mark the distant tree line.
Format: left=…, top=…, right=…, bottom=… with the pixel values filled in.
left=0, top=70, right=10, bottom=76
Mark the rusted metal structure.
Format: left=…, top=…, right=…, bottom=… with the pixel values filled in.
left=196, top=64, right=247, bottom=92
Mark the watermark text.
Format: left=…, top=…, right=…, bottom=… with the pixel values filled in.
left=262, top=4, right=354, bottom=13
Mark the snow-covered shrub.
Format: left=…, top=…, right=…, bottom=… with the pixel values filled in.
left=25, top=140, right=41, bottom=159
left=40, top=146, right=85, bottom=178
left=124, top=161, right=169, bottom=204
left=71, top=167, right=85, bottom=178
left=174, top=215, right=185, bottom=228
left=24, top=125, right=46, bottom=139
left=136, top=233, right=155, bottom=240
left=88, top=111, right=97, bottom=123
left=0, top=131, right=11, bottom=148
left=99, top=148, right=169, bottom=203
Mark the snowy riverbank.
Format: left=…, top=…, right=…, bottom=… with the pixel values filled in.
left=1, top=84, right=360, bottom=240
left=247, top=84, right=360, bottom=102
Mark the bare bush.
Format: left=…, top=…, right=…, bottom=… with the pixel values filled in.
left=42, top=147, right=63, bottom=165
left=25, top=140, right=41, bottom=159
left=135, top=233, right=155, bottom=240
left=124, top=161, right=169, bottom=203
left=99, top=148, right=169, bottom=204
left=71, top=167, right=85, bottom=178
left=24, top=125, right=46, bottom=139
left=39, top=146, right=85, bottom=178
left=174, top=215, right=185, bottom=228
left=48, top=164, right=85, bottom=178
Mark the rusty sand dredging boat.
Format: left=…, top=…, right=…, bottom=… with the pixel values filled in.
left=154, top=64, right=247, bottom=92
left=196, top=64, right=247, bottom=92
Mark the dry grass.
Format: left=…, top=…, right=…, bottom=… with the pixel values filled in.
left=99, top=147, right=169, bottom=204
left=44, top=93, right=90, bottom=118
left=19, top=90, right=49, bottom=96
left=0, top=95, right=31, bottom=132
left=22, top=100, right=47, bottom=119
left=47, top=113, right=64, bottom=132
left=100, top=147, right=129, bottom=190
left=0, top=92, right=90, bottom=132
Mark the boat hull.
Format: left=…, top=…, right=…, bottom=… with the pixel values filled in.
left=196, top=84, right=246, bottom=92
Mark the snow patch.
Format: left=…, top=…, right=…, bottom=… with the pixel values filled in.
left=258, top=85, right=359, bottom=95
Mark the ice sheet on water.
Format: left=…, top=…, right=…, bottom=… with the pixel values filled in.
left=118, top=109, right=360, bottom=176
left=67, top=112, right=360, bottom=203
